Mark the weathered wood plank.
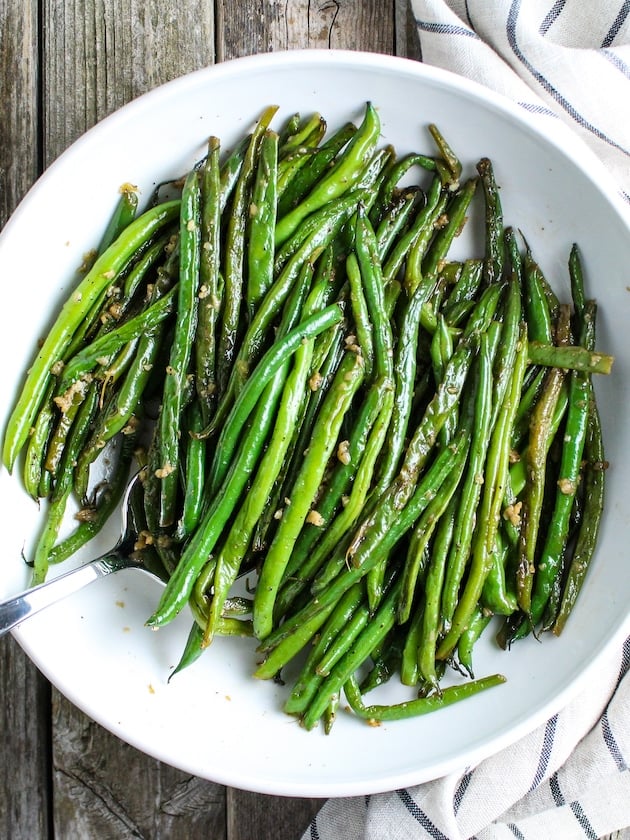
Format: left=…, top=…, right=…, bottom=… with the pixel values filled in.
left=42, top=0, right=215, bottom=162
left=217, top=0, right=396, bottom=60
left=52, top=690, right=226, bottom=839
left=0, top=3, right=51, bottom=839
left=227, top=788, right=321, bottom=840
left=0, top=638, right=51, bottom=839
left=0, top=0, right=39, bottom=218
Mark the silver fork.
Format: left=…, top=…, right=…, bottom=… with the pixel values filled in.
left=0, top=472, right=163, bottom=637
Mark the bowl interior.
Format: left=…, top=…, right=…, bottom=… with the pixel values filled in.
left=1, top=50, right=629, bottom=796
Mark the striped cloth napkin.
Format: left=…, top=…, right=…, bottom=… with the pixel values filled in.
left=303, top=2, right=630, bottom=838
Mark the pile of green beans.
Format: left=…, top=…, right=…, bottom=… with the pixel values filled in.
left=3, top=104, right=613, bottom=731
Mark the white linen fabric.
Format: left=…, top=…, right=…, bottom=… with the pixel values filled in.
left=303, top=2, right=630, bottom=838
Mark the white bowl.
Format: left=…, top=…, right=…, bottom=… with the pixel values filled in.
left=1, top=50, right=629, bottom=797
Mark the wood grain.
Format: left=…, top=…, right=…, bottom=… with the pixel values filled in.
left=217, top=0, right=395, bottom=60
left=42, top=0, right=215, bottom=162
left=0, top=3, right=51, bottom=839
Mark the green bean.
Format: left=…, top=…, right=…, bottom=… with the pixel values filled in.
left=274, top=102, right=381, bottom=246
left=147, top=361, right=290, bottom=629
left=217, top=106, right=278, bottom=393
left=253, top=349, right=364, bottom=640
left=524, top=368, right=589, bottom=630
left=491, top=277, right=522, bottom=425
left=256, top=431, right=468, bottom=661
left=520, top=274, right=595, bottom=633
left=300, top=575, right=404, bottom=729
left=373, top=191, right=418, bottom=261
left=246, top=130, right=279, bottom=315
left=208, top=303, right=343, bottom=496
left=376, top=152, right=436, bottom=213
left=508, top=380, right=570, bottom=498
left=431, top=314, right=456, bottom=443
left=252, top=319, right=344, bottom=560
left=275, top=284, right=396, bottom=593
left=371, top=278, right=436, bottom=499
left=516, top=307, right=571, bottom=614
left=442, top=259, right=483, bottom=318
left=457, top=604, right=492, bottom=678
left=398, top=432, right=470, bottom=625
left=523, top=242, right=554, bottom=344
left=75, top=320, right=164, bottom=492
left=208, top=192, right=362, bottom=434
left=218, top=134, right=250, bottom=213
left=345, top=252, right=373, bottom=374
left=409, top=177, right=477, bottom=296
left=481, top=530, right=517, bottom=616
left=416, top=493, right=458, bottom=688
left=173, top=401, right=207, bottom=542
left=31, top=385, right=100, bottom=583
left=527, top=341, right=613, bottom=375
left=98, top=185, right=139, bottom=254
left=57, top=285, right=177, bottom=391
left=277, top=122, right=357, bottom=218
left=400, top=599, right=426, bottom=687
left=354, top=207, right=394, bottom=382
left=43, top=377, right=94, bottom=479
left=201, top=281, right=325, bottom=645
left=476, top=157, right=504, bottom=287
left=428, top=123, right=462, bottom=185
left=553, top=369, right=605, bottom=634
left=437, top=323, right=527, bottom=659
left=3, top=199, right=180, bottom=472
left=157, top=170, right=202, bottom=528
left=343, top=672, right=505, bottom=723
left=23, top=382, right=56, bottom=500
left=284, top=582, right=365, bottom=716
left=382, top=175, right=446, bottom=285
left=195, top=136, right=222, bottom=424
left=278, top=112, right=326, bottom=157
left=440, top=327, right=499, bottom=628
left=360, top=627, right=406, bottom=694
left=525, top=244, right=559, bottom=324
left=306, top=384, right=395, bottom=598
left=168, top=622, right=206, bottom=681
left=48, top=431, right=138, bottom=566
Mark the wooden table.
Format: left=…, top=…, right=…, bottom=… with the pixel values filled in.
left=0, top=2, right=418, bottom=837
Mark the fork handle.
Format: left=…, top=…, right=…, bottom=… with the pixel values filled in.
left=0, top=553, right=128, bottom=638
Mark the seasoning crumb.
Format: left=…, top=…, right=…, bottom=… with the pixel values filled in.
left=558, top=477, right=577, bottom=495
left=148, top=683, right=155, bottom=694
left=115, top=600, right=125, bottom=608
left=309, top=371, right=323, bottom=392
left=134, top=530, right=154, bottom=551
left=306, top=509, right=325, bottom=526
left=155, top=463, right=175, bottom=479
left=503, top=500, right=523, bottom=527
left=337, top=440, right=351, bottom=465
